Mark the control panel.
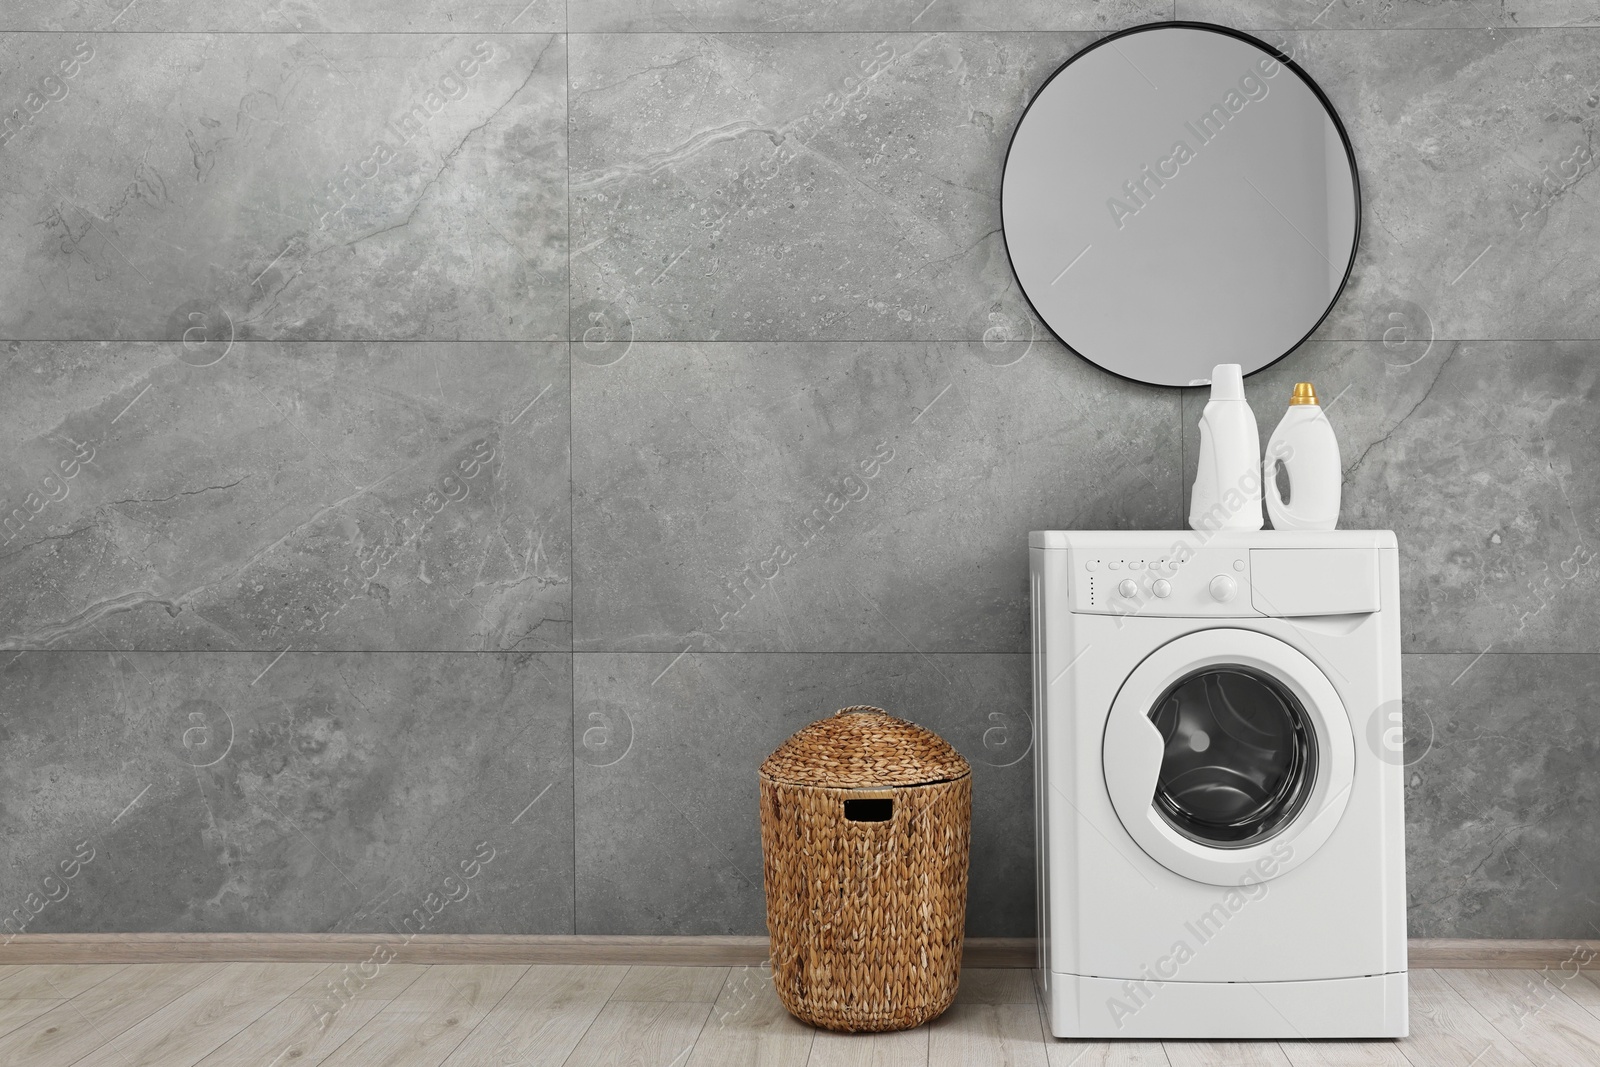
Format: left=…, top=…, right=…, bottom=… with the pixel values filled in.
left=1070, top=548, right=1261, bottom=618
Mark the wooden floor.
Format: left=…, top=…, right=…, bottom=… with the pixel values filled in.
left=0, top=962, right=1595, bottom=1066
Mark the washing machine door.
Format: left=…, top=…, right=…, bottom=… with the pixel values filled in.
left=1102, top=628, right=1354, bottom=886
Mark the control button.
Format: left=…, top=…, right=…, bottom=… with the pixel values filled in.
left=1209, top=575, right=1237, bottom=602
left=1233, top=559, right=1245, bottom=572
left=1152, top=578, right=1172, bottom=598
left=1130, top=560, right=1145, bottom=570
left=1117, top=579, right=1137, bottom=599
left=1108, top=560, right=1122, bottom=570
left=1086, top=559, right=1099, bottom=571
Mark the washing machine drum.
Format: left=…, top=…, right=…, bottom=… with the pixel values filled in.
left=1103, top=630, right=1354, bottom=886
left=1151, top=668, right=1317, bottom=847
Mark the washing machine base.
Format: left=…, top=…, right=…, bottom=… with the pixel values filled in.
left=1039, top=971, right=1408, bottom=1039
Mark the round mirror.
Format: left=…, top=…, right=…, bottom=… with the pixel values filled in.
left=1001, top=23, right=1360, bottom=387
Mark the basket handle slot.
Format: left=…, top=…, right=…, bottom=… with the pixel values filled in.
left=844, top=797, right=893, bottom=822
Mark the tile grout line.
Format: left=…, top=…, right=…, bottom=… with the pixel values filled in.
left=7, top=337, right=1600, bottom=344
left=2, top=649, right=1579, bottom=656
left=565, top=0, right=579, bottom=945
left=0, top=27, right=1589, bottom=33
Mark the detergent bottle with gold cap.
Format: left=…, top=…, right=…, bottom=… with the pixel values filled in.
left=1263, top=382, right=1342, bottom=531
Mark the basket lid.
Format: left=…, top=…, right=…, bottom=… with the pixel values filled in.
left=759, top=706, right=971, bottom=788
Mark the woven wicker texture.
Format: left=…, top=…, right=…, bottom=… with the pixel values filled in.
left=759, top=705, right=971, bottom=788
left=759, top=706, right=972, bottom=1032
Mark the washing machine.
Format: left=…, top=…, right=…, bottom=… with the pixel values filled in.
left=1030, top=530, right=1407, bottom=1039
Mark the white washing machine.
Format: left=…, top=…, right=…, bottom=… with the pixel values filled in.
left=1030, top=530, right=1407, bottom=1039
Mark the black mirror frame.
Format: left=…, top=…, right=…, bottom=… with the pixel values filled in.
left=999, top=21, right=1363, bottom=389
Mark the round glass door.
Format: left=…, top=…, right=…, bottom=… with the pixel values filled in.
left=1101, top=628, right=1354, bottom=885
left=1149, top=667, right=1317, bottom=848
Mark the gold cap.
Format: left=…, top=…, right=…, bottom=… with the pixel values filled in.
left=1289, top=382, right=1319, bottom=406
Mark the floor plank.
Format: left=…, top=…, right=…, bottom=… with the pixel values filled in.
left=1556, top=966, right=1600, bottom=1022
left=1163, top=1041, right=1292, bottom=1066
left=438, top=965, right=627, bottom=1067
left=1277, top=1038, right=1409, bottom=1065
left=1043, top=1037, right=1172, bottom=1066
left=687, top=966, right=813, bottom=1067
left=562, top=1000, right=714, bottom=1067
left=612, top=964, right=730, bottom=1003
left=0, top=1001, right=59, bottom=1043
left=0, top=962, right=229, bottom=1067
left=1397, top=970, right=1535, bottom=1067
left=0, top=961, right=1581, bottom=1066
left=1440, top=968, right=1600, bottom=1065
left=1036, top=995, right=1172, bottom=1066
left=191, top=962, right=428, bottom=1067
left=807, top=1025, right=930, bottom=1067
left=68, top=962, right=324, bottom=1067
left=955, top=969, right=1038, bottom=1005
left=0, top=964, right=125, bottom=1000
left=316, top=964, right=527, bottom=1067
left=930, top=1002, right=1049, bottom=1066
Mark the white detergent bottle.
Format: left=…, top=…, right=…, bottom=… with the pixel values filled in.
left=1263, top=382, right=1342, bottom=531
left=1188, top=363, right=1263, bottom=532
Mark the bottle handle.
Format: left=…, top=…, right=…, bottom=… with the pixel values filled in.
left=1263, top=444, right=1294, bottom=519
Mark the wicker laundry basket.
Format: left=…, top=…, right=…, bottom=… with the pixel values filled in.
left=758, top=705, right=972, bottom=1032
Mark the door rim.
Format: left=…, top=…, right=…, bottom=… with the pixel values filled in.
left=1102, top=629, right=1354, bottom=886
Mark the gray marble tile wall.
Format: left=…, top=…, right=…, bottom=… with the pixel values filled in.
left=0, top=1, right=1594, bottom=941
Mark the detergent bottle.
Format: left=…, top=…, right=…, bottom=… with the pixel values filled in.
left=1263, top=382, right=1341, bottom=531
left=1188, top=363, right=1263, bottom=532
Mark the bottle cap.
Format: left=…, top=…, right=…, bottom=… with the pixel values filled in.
left=1208, top=363, right=1245, bottom=401
left=1289, top=382, right=1319, bottom=406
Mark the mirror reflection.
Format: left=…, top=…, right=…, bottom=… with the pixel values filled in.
left=1002, top=24, right=1360, bottom=387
